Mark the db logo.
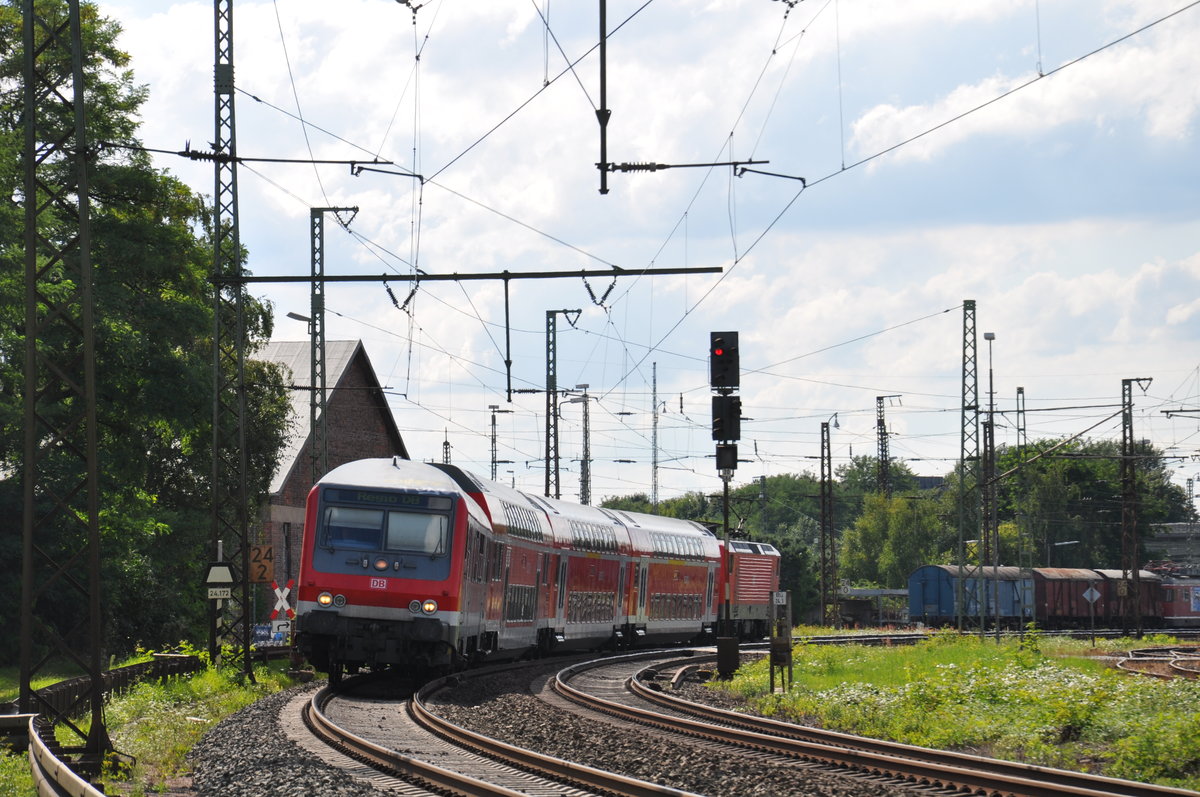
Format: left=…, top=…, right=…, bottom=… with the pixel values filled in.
left=369, top=578, right=388, bottom=590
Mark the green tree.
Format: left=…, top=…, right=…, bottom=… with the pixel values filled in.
left=995, top=438, right=1190, bottom=568
left=839, top=493, right=949, bottom=588
left=0, top=0, right=288, bottom=661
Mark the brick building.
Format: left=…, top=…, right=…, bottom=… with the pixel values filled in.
left=257, top=340, right=408, bottom=600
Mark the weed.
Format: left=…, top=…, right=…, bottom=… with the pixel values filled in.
left=710, top=632, right=1200, bottom=791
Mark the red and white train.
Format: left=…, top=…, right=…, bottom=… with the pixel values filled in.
left=294, top=458, right=781, bottom=681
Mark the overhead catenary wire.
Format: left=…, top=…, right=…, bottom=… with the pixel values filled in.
left=129, top=3, right=1199, bottom=496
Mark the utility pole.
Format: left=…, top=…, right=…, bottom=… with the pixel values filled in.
left=20, top=0, right=112, bottom=764
left=1015, top=386, right=1027, bottom=459
left=209, top=0, right=253, bottom=681
left=1121, top=377, right=1152, bottom=636
left=489, top=404, right=512, bottom=480
left=876, top=395, right=900, bottom=497
left=545, top=309, right=580, bottom=498
left=958, top=300, right=980, bottom=632
left=566, top=386, right=593, bottom=505
left=309, top=207, right=357, bottom=484
left=983, top=332, right=999, bottom=640
left=651, top=363, right=659, bottom=508
left=820, top=415, right=838, bottom=627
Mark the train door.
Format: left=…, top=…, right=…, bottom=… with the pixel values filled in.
left=636, top=558, right=649, bottom=629
left=705, top=566, right=716, bottom=624
left=556, top=553, right=568, bottom=633
left=616, top=563, right=627, bottom=620
left=535, top=552, right=548, bottom=623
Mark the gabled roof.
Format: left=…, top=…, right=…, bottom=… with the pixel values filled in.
left=257, top=340, right=407, bottom=494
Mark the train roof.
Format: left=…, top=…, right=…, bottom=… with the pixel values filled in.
left=915, top=565, right=1028, bottom=579
left=430, top=464, right=561, bottom=545
left=729, top=540, right=780, bottom=556
left=317, top=458, right=490, bottom=526
left=1092, top=568, right=1162, bottom=582
left=320, top=457, right=464, bottom=494
left=1035, top=567, right=1104, bottom=580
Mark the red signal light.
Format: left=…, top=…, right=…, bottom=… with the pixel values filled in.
left=713, top=347, right=724, bottom=356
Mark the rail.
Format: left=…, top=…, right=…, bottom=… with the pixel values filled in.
left=7, top=653, right=205, bottom=797
left=554, top=651, right=1199, bottom=797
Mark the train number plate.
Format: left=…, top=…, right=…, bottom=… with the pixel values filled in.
left=369, top=578, right=388, bottom=590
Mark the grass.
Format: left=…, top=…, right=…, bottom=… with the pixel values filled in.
left=1, top=657, right=301, bottom=797
left=713, top=630, right=1200, bottom=790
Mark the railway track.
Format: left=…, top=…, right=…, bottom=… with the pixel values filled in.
left=549, top=649, right=1200, bottom=797
left=296, top=666, right=702, bottom=796
left=1117, top=647, right=1200, bottom=679
left=284, top=641, right=1200, bottom=797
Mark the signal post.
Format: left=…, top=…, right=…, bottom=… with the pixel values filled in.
left=710, top=332, right=742, bottom=678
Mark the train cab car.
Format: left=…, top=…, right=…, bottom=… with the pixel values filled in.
left=294, top=458, right=492, bottom=681
left=723, top=540, right=781, bottom=639
left=1161, top=577, right=1200, bottom=628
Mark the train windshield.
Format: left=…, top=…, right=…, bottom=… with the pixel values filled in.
left=322, top=494, right=452, bottom=557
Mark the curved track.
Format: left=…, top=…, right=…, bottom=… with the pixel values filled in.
left=298, top=669, right=702, bottom=797
left=1117, top=647, right=1200, bottom=679
left=551, top=650, right=1200, bottom=797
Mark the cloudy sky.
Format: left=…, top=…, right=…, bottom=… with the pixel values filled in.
left=100, top=0, right=1200, bottom=507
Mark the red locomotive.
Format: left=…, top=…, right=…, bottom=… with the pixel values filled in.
left=294, top=457, right=780, bottom=682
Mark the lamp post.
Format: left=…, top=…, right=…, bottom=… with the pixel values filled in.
left=1052, top=539, right=1080, bottom=566
left=983, top=332, right=1000, bottom=640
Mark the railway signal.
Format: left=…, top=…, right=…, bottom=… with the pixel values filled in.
left=709, top=331, right=739, bottom=391
left=712, top=394, right=742, bottom=442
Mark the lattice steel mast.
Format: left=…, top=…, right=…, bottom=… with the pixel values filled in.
left=210, top=0, right=252, bottom=679
left=19, top=0, right=111, bottom=762
left=820, top=418, right=837, bottom=626
left=544, top=309, right=579, bottom=498
left=957, top=300, right=980, bottom=630
left=1121, top=377, right=1151, bottom=636
left=309, top=207, right=357, bottom=484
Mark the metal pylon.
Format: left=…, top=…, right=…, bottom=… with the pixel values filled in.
left=310, top=207, right=357, bottom=484
left=544, top=309, right=579, bottom=498
left=19, top=0, right=111, bottom=762
left=957, top=300, right=980, bottom=631
left=820, top=421, right=837, bottom=626
left=1121, top=377, right=1151, bottom=636
left=210, top=0, right=252, bottom=679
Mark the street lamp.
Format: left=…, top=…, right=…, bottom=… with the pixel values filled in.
left=1052, top=539, right=1080, bottom=566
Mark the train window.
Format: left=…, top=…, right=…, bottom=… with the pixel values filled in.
left=323, top=507, right=384, bottom=550
left=473, top=532, right=487, bottom=581
left=385, top=511, right=448, bottom=556
left=491, top=543, right=506, bottom=581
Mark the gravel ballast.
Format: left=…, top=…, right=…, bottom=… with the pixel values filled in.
left=185, top=662, right=926, bottom=796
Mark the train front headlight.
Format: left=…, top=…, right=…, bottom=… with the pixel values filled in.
left=421, top=599, right=438, bottom=615
left=317, top=592, right=333, bottom=607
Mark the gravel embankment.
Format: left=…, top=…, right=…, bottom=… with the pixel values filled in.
left=185, top=663, right=924, bottom=796
left=425, top=662, right=923, bottom=797
left=188, top=684, right=394, bottom=796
